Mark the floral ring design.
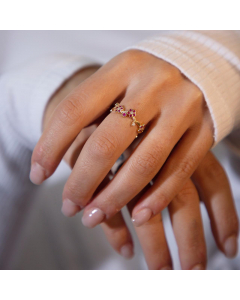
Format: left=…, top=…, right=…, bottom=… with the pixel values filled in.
left=110, top=102, right=146, bottom=138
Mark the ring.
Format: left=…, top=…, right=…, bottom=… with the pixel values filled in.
left=110, top=102, right=146, bottom=138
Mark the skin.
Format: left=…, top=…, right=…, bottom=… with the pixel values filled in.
left=35, top=52, right=238, bottom=269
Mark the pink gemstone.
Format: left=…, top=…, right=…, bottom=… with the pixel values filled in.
left=123, top=113, right=126, bottom=116
left=133, top=114, right=135, bottom=116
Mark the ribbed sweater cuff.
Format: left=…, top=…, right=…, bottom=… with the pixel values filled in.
left=127, top=31, right=240, bottom=148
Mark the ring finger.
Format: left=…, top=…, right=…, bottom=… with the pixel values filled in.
left=168, top=179, right=207, bottom=270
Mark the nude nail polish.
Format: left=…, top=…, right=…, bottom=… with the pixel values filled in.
left=29, top=162, right=46, bottom=185
left=61, top=199, right=80, bottom=217
left=132, top=208, right=152, bottom=227
left=224, top=235, right=238, bottom=258
left=120, top=243, right=134, bottom=259
left=82, top=208, right=105, bottom=228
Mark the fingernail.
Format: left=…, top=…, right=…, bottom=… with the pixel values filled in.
left=29, top=162, right=46, bottom=185
left=132, top=208, right=152, bottom=227
left=160, top=266, right=172, bottom=270
left=82, top=208, right=105, bottom=228
left=120, top=243, right=134, bottom=259
left=224, top=235, right=238, bottom=258
left=61, top=199, right=80, bottom=217
left=192, top=264, right=205, bottom=270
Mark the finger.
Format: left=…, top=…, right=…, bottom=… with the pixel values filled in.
left=126, top=185, right=172, bottom=270
left=100, top=211, right=134, bottom=260
left=30, top=62, right=128, bottom=185
left=192, top=151, right=239, bottom=258
left=133, top=212, right=172, bottom=270
left=131, top=120, right=213, bottom=226
left=62, top=125, right=97, bottom=217
left=63, top=90, right=157, bottom=211
left=63, top=125, right=135, bottom=259
left=80, top=108, right=192, bottom=228
left=168, top=179, right=207, bottom=270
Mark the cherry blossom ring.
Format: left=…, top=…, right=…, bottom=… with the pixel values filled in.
left=110, top=102, right=146, bottom=138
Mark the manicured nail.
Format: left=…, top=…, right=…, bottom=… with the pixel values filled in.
left=29, top=162, right=46, bottom=185
left=224, top=235, right=238, bottom=258
left=120, top=243, right=134, bottom=259
left=82, top=208, right=105, bottom=228
left=160, top=266, right=172, bottom=270
left=132, top=208, right=152, bottom=227
left=192, top=264, right=205, bottom=270
left=61, top=199, right=80, bottom=217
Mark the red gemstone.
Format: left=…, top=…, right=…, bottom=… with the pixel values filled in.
left=133, top=114, right=135, bottom=116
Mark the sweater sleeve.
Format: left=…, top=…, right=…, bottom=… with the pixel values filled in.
left=127, top=30, right=240, bottom=148
left=0, top=54, right=100, bottom=267
left=1, top=53, right=100, bottom=150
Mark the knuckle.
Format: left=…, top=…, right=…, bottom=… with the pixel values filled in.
left=90, top=131, right=119, bottom=160
left=123, top=49, right=151, bottom=64
left=176, top=158, right=196, bottom=180
left=58, top=93, right=85, bottom=126
left=131, top=152, right=158, bottom=177
left=130, top=145, right=162, bottom=177
left=159, top=65, right=182, bottom=86
left=175, top=184, right=197, bottom=204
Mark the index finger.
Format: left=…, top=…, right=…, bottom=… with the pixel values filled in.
left=30, top=63, right=127, bottom=185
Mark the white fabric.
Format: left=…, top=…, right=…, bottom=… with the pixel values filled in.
left=0, top=31, right=240, bottom=269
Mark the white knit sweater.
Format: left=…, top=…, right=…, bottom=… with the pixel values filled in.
left=0, top=31, right=240, bottom=268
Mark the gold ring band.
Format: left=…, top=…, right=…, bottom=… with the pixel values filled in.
left=110, top=103, right=146, bottom=138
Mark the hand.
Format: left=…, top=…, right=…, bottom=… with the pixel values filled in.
left=31, top=50, right=217, bottom=229
left=64, top=127, right=239, bottom=269
left=41, top=64, right=238, bottom=269
left=102, top=150, right=239, bottom=269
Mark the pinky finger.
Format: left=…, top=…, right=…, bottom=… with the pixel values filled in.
left=192, top=151, right=239, bottom=258
left=168, top=179, right=207, bottom=270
